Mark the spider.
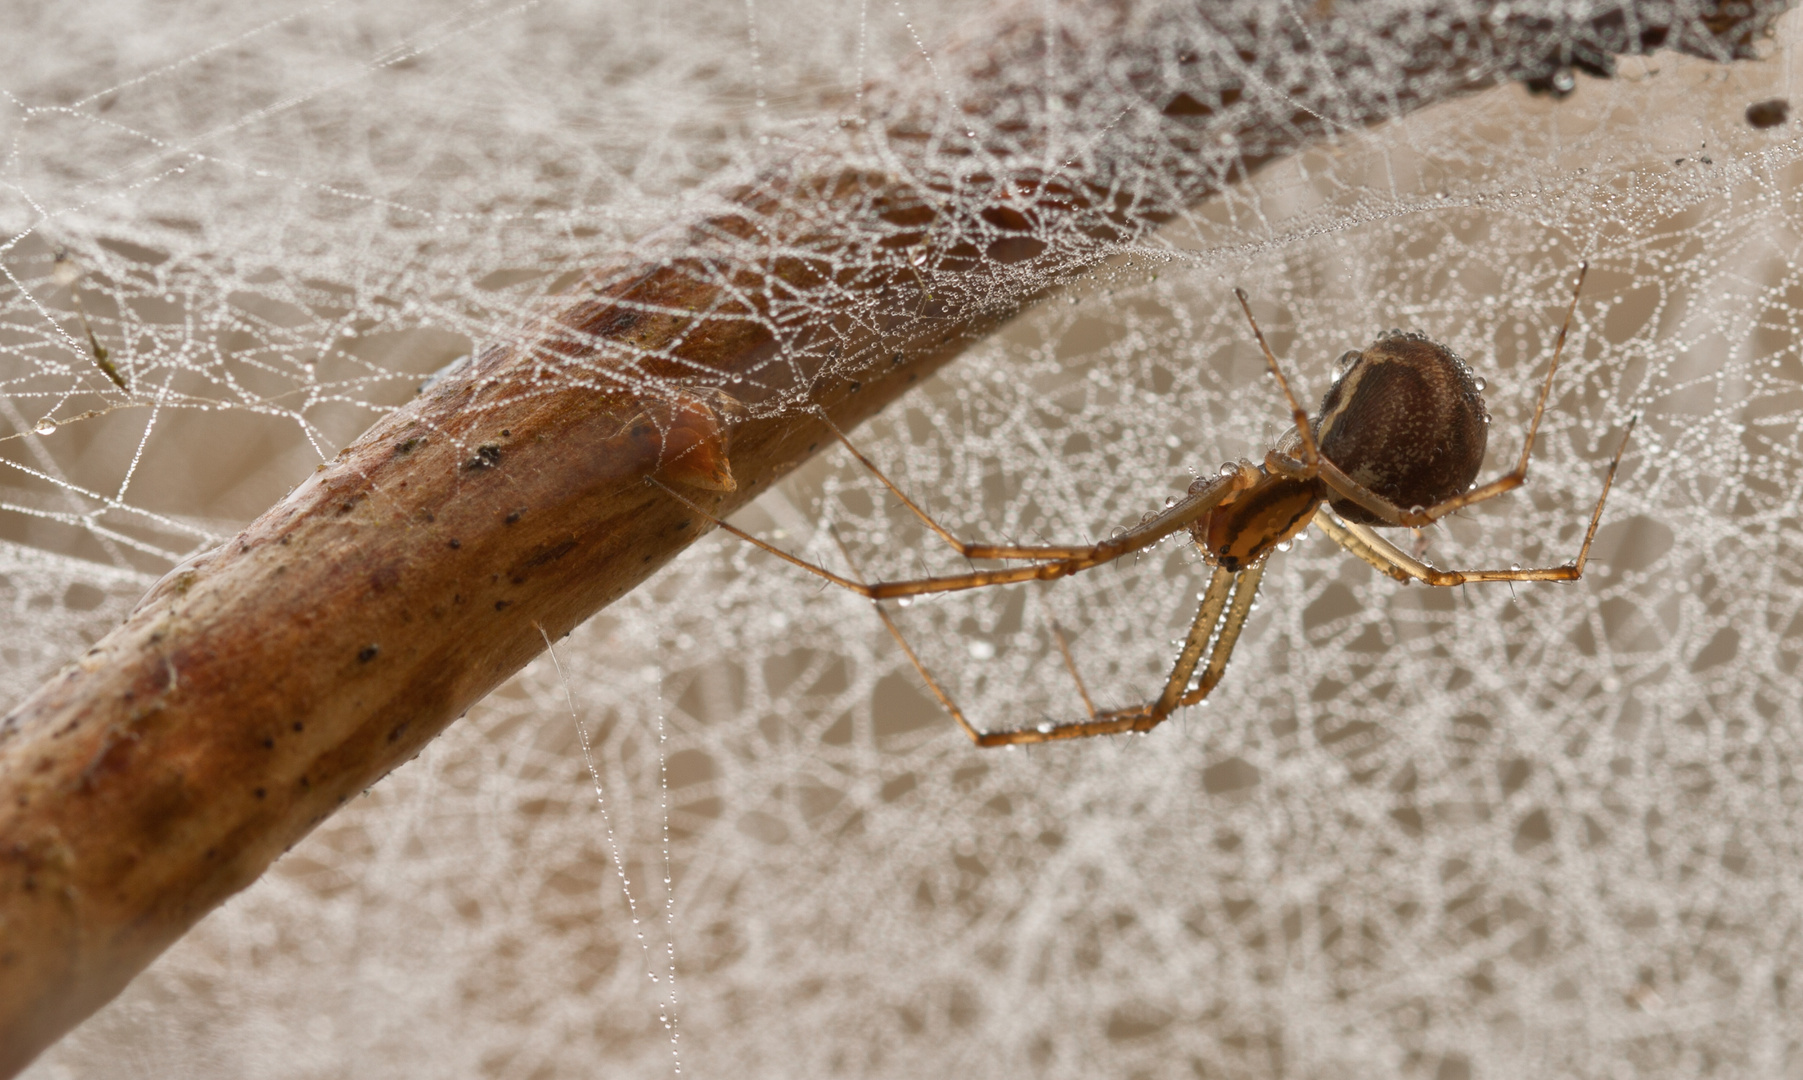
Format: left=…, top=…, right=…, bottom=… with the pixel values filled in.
left=668, top=262, right=1636, bottom=747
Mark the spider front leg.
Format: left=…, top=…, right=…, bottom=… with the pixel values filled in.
left=869, top=564, right=1263, bottom=747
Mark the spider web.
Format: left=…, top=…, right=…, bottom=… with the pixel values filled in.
left=7, top=1, right=1803, bottom=1077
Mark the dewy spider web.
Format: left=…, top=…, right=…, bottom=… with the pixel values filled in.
left=6, top=0, right=1803, bottom=1076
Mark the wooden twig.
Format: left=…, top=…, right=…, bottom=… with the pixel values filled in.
left=0, top=0, right=1782, bottom=1072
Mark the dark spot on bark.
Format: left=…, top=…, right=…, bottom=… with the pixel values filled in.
left=395, top=437, right=422, bottom=454
left=262, top=737, right=275, bottom=749
left=292, top=721, right=304, bottom=732
left=466, top=444, right=502, bottom=470
left=448, top=538, right=461, bottom=549
left=388, top=722, right=409, bottom=743
left=358, top=644, right=379, bottom=663
left=504, top=510, right=522, bottom=524
left=495, top=600, right=511, bottom=611
left=300, top=775, right=310, bottom=789
left=523, top=540, right=577, bottom=568
left=848, top=380, right=861, bottom=393
left=254, top=788, right=266, bottom=799
left=500, top=429, right=511, bottom=437
left=279, top=535, right=291, bottom=545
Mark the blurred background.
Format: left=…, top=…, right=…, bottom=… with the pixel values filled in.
left=6, top=1, right=1803, bottom=1076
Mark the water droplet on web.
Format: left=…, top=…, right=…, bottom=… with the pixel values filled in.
left=1601, top=675, right=1622, bottom=693
left=33, top=417, right=57, bottom=436
left=1165, top=434, right=1181, bottom=449
left=1552, top=69, right=1575, bottom=93
left=1165, top=495, right=1177, bottom=508
left=896, top=597, right=912, bottom=608
left=911, top=252, right=927, bottom=266
left=1037, top=722, right=1054, bottom=733
left=967, top=640, right=995, bottom=660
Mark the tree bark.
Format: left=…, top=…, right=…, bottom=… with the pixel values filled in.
left=0, top=0, right=1783, bottom=1073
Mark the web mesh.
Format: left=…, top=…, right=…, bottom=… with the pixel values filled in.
left=7, top=1, right=1803, bottom=1077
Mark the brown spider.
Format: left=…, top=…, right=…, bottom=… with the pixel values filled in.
left=668, top=263, right=1635, bottom=747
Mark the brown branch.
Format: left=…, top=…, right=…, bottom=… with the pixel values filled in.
left=0, top=0, right=1782, bottom=1072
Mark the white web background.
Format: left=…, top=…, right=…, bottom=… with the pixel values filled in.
left=6, top=1, right=1803, bottom=1076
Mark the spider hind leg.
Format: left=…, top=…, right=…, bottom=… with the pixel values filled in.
left=869, top=563, right=1264, bottom=747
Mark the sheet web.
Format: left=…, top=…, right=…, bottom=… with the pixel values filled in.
left=6, top=1, right=1803, bottom=1076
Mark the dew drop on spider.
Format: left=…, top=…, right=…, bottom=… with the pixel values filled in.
left=1473, top=376, right=1488, bottom=392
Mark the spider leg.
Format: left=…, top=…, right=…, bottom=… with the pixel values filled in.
left=1235, top=289, right=1321, bottom=468
left=1312, top=412, right=1634, bottom=586
left=1178, top=561, right=1265, bottom=707
left=1315, top=262, right=1591, bottom=528
left=653, top=468, right=1244, bottom=600
left=931, top=564, right=1240, bottom=746
left=814, top=411, right=1140, bottom=561
left=1047, top=619, right=1100, bottom=722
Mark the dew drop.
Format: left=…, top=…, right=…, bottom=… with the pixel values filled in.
left=896, top=597, right=913, bottom=608
left=1037, top=722, right=1055, bottom=734
left=33, top=417, right=57, bottom=436
left=1551, top=69, right=1575, bottom=93
left=968, top=640, right=996, bottom=660
left=1218, top=462, right=1238, bottom=477
left=1165, top=495, right=1177, bottom=508
left=1409, top=505, right=1426, bottom=518
left=911, top=252, right=928, bottom=266
left=1472, top=376, right=1488, bottom=392
left=1601, top=675, right=1622, bottom=693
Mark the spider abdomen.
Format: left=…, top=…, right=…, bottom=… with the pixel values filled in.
left=1313, top=332, right=1489, bottom=526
